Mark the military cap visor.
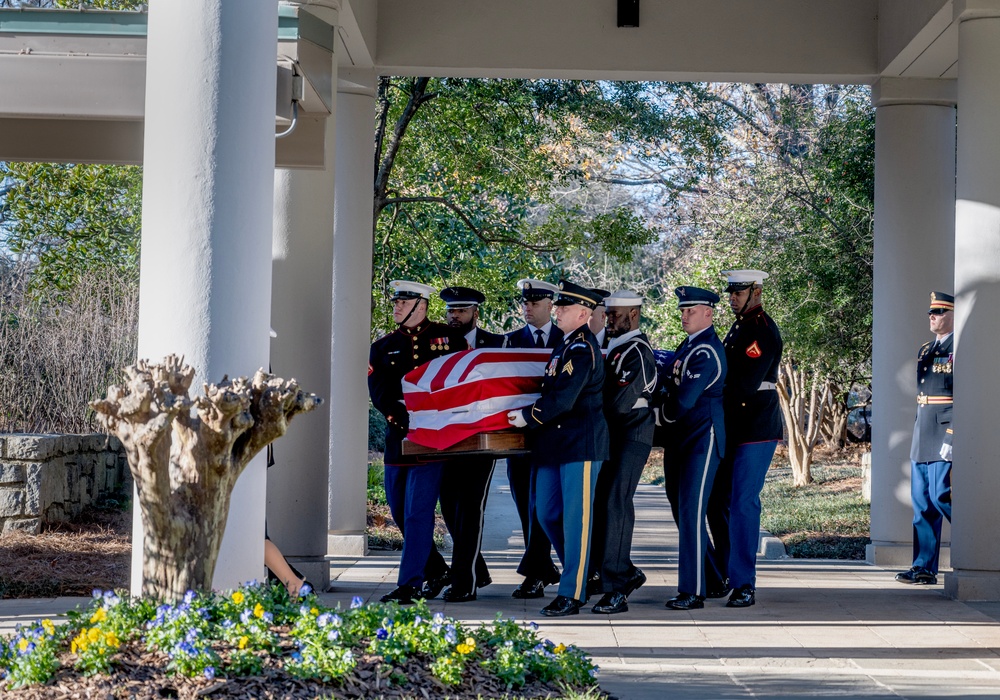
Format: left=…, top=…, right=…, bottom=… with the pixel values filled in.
left=590, top=288, right=611, bottom=307
left=389, top=280, right=435, bottom=301
left=722, top=269, right=769, bottom=293
left=554, top=280, right=604, bottom=308
left=929, top=291, right=955, bottom=311
left=675, top=285, right=720, bottom=308
left=440, top=286, right=486, bottom=308
left=517, top=278, right=559, bottom=300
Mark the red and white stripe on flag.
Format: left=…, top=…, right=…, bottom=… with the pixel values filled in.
left=402, top=348, right=551, bottom=450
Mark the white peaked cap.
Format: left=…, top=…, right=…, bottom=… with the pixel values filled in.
left=603, top=289, right=645, bottom=306
left=516, top=278, right=560, bottom=294
left=389, top=280, right=436, bottom=300
left=721, top=269, right=770, bottom=285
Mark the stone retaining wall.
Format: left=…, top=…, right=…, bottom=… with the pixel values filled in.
left=0, top=433, right=130, bottom=534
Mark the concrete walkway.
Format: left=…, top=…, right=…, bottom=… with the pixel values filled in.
left=3, top=467, right=1000, bottom=699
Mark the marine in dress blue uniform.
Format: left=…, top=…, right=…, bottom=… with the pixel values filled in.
left=508, top=281, right=610, bottom=616
left=435, top=286, right=503, bottom=602
left=504, top=279, right=564, bottom=598
left=655, top=286, right=727, bottom=610
left=705, top=270, right=784, bottom=608
left=896, top=291, right=954, bottom=586
left=589, top=290, right=657, bottom=615
left=368, top=280, right=467, bottom=604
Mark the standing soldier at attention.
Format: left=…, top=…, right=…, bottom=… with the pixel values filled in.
left=896, top=291, right=954, bottom=586
left=504, top=279, right=563, bottom=598
left=368, top=280, right=467, bottom=604
left=508, top=280, right=609, bottom=616
left=589, top=290, right=657, bottom=615
left=434, top=286, right=504, bottom=602
left=705, top=270, right=784, bottom=608
left=588, top=288, right=611, bottom=348
left=656, top=286, right=727, bottom=611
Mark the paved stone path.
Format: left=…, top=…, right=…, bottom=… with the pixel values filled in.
left=3, top=466, right=1000, bottom=698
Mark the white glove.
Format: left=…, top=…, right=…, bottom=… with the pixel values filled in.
left=652, top=407, right=662, bottom=427
left=940, top=442, right=953, bottom=461
left=508, top=410, right=527, bottom=428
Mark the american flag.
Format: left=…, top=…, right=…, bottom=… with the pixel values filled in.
left=402, top=345, right=676, bottom=451
left=402, top=348, right=550, bottom=450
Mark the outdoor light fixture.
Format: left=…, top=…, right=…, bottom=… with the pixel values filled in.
left=617, top=0, right=639, bottom=27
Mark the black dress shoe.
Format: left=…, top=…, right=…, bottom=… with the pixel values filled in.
left=420, top=571, right=451, bottom=599
left=665, top=593, right=705, bottom=610
left=512, top=577, right=545, bottom=599
left=592, top=591, right=629, bottom=614
left=586, top=572, right=603, bottom=597
left=442, top=586, right=477, bottom=603
left=541, top=567, right=562, bottom=586
left=541, top=595, right=583, bottom=617
left=726, top=584, right=755, bottom=608
left=623, top=568, right=647, bottom=596
left=477, top=575, right=493, bottom=589
left=379, top=585, right=418, bottom=604
left=706, top=578, right=731, bottom=598
left=895, top=566, right=937, bottom=585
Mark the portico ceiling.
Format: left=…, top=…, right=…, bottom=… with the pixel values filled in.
left=0, top=0, right=964, bottom=166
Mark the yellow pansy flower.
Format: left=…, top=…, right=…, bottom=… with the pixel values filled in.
left=231, top=591, right=245, bottom=605
left=238, top=635, right=249, bottom=650
left=253, top=603, right=265, bottom=619
left=90, top=607, right=108, bottom=623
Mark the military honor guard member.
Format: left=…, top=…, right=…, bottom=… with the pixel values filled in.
left=704, top=270, right=783, bottom=608
left=896, top=291, right=954, bottom=586
left=504, top=279, right=563, bottom=598
left=434, top=286, right=504, bottom=602
left=656, top=286, right=727, bottom=610
left=368, top=280, right=467, bottom=604
left=508, top=280, right=610, bottom=616
left=589, top=290, right=658, bottom=615
left=588, top=288, right=611, bottom=349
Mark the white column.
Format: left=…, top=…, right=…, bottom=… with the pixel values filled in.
left=868, top=79, right=956, bottom=568
left=132, top=0, right=279, bottom=593
left=327, top=70, right=376, bottom=556
left=946, top=0, right=1000, bottom=601
left=268, top=2, right=339, bottom=591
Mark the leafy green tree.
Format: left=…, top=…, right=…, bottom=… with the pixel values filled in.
left=1, top=162, right=143, bottom=294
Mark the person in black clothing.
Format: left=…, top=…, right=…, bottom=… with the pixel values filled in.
left=588, top=288, right=611, bottom=348
left=655, top=286, right=727, bottom=611
left=589, top=290, right=657, bottom=615
left=368, top=280, right=467, bottom=604
left=508, top=280, right=609, bottom=617
left=434, top=286, right=503, bottom=602
left=895, top=291, right=954, bottom=587
left=504, top=279, right=563, bottom=598
left=705, top=270, right=784, bottom=608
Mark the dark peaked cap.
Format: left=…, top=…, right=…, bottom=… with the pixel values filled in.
left=554, top=280, right=604, bottom=309
left=440, top=286, right=486, bottom=308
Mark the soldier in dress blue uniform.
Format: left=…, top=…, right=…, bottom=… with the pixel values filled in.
left=368, top=280, right=467, bottom=604
left=655, top=286, right=727, bottom=611
left=434, top=286, right=504, bottom=602
left=896, top=291, right=954, bottom=586
left=589, top=290, right=658, bottom=615
left=504, top=279, right=563, bottom=598
left=705, top=270, right=784, bottom=608
left=508, top=280, right=610, bottom=616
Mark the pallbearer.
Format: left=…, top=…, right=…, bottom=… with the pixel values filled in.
left=590, top=290, right=657, bottom=615
left=367, top=281, right=466, bottom=604
left=508, top=280, right=609, bottom=616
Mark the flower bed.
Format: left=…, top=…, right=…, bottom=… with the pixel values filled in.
left=0, top=582, right=603, bottom=699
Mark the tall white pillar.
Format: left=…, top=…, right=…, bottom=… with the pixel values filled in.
left=868, top=79, right=956, bottom=568
left=132, top=0, right=279, bottom=593
left=268, top=2, right=339, bottom=591
left=946, top=0, right=1000, bottom=601
left=327, top=70, right=376, bottom=556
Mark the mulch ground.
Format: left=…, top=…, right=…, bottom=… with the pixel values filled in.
left=0, top=505, right=131, bottom=598
left=4, top=645, right=591, bottom=699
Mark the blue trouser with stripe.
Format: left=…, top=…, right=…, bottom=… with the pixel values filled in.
left=533, top=460, right=602, bottom=602
left=911, top=459, right=952, bottom=574
left=664, top=428, right=721, bottom=597
left=707, top=441, right=779, bottom=589
left=384, top=461, right=444, bottom=588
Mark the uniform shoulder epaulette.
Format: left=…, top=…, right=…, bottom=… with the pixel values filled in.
left=920, top=340, right=933, bottom=351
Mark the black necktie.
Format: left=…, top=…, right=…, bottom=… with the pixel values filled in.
left=534, top=329, right=545, bottom=348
